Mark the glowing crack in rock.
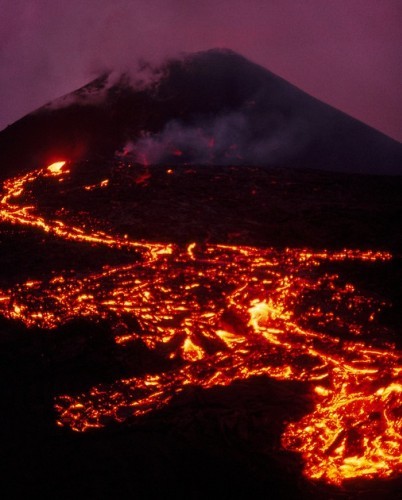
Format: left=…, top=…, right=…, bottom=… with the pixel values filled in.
left=0, top=161, right=401, bottom=486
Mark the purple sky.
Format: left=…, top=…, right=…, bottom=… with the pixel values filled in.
left=1, top=0, right=401, bottom=141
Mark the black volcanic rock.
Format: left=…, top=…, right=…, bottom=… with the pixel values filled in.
left=0, top=48, right=401, bottom=177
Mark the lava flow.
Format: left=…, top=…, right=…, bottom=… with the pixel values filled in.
left=0, top=160, right=401, bottom=486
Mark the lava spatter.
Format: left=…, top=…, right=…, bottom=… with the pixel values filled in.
left=0, top=160, right=400, bottom=486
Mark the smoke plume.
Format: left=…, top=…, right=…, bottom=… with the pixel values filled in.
left=120, top=112, right=308, bottom=166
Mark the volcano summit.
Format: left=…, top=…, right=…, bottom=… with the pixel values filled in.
left=0, top=49, right=401, bottom=177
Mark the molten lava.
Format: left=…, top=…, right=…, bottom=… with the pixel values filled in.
left=46, top=160, right=67, bottom=175
left=0, top=160, right=401, bottom=486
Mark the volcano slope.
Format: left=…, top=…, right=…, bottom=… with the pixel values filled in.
left=0, top=50, right=402, bottom=499
left=0, top=49, right=401, bottom=177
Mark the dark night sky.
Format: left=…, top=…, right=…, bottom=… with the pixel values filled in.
left=0, top=0, right=401, bottom=141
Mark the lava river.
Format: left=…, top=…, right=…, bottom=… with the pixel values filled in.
left=0, top=160, right=401, bottom=486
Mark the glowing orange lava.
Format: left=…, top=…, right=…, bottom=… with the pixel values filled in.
left=46, top=160, right=67, bottom=175
left=0, top=160, right=401, bottom=486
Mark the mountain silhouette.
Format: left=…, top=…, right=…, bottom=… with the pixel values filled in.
left=0, top=49, right=401, bottom=177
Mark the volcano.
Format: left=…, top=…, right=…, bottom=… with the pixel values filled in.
left=0, top=49, right=401, bottom=177
left=0, top=50, right=402, bottom=499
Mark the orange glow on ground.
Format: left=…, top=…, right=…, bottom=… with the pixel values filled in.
left=0, top=161, right=400, bottom=487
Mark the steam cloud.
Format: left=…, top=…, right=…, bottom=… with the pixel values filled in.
left=120, top=112, right=308, bottom=166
